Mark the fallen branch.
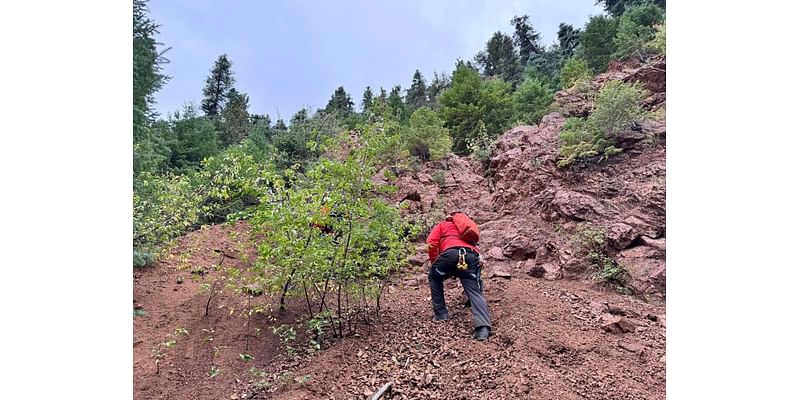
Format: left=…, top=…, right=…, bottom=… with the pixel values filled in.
left=369, top=382, right=393, bottom=400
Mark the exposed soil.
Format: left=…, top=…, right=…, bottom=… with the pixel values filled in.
left=134, top=223, right=665, bottom=400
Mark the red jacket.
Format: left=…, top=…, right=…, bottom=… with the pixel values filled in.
left=426, top=220, right=480, bottom=263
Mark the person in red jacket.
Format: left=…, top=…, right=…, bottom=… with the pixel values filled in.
left=426, top=213, right=492, bottom=341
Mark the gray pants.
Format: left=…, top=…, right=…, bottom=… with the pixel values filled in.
left=428, top=247, right=492, bottom=330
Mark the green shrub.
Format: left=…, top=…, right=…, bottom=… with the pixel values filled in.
left=133, top=172, right=203, bottom=262
left=403, top=108, right=452, bottom=162
left=196, top=145, right=276, bottom=223
left=590, top=80, right=650, bottom=138
left=431, top=170, right=446, bottom=187
left=557, top=118, right=620, bottom=167
left=512, top=76, right=554, bottom=125
left=648, top=23, right=666, bottom=55
left=248, top=122, right=413, bottom=337
left=560, top=58, right=591, bottom=90
left=133, top=249, right=156, bottom=268
left=557, top=80, right=649, bottom=167
left=571, top=224, right=633, bottom=294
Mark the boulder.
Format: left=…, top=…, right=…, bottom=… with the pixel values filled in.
left=552, top=190, right=607, bottom=221
left=600, top=314, right=636, bottom=334
left=486, top=246, right=507, bottom=261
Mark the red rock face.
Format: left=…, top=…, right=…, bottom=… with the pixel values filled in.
left=380, top=57, right=666, bottom=302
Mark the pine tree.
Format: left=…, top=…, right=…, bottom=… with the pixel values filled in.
left=290, top=108, right=308, bottom=126
left=169, top=104, right=220, bottom=171
left=133, top=0, right=169, bottom=139
left=596, top=0, right=666, bottom=18
left=273, top=119, right=288, bottom=131
left=557, top=23, right=582, bottom=58
left=405, top=70, right=428, bottom=111
left=438, top=64, right=513, bottom=154
left=388, top=85, right=407, bottom=121
left=361, top=86, right=374, bottom=112
left=510, top=15, right=543, bottom=65
left=249, top=114, right=271, bottom=129
left=201, top=54, right=235, bottom=119
left=474, top=32, right=520, bottom=84
left=579, top=15, right=619, bottom=73
left=221, top=88, right=250, bottom=146
left=324, top=86, right=354, bottom=117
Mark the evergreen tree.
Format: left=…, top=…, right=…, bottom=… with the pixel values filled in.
left=273, top=119, right=288, bottom=131
left=369, top=87, right=388, bottom=115
left=527, top=45, right=564, bottom=90
left=201, top=54, right=235, bottom=119
left=579, top=15, right=619, bottom=73
left=324, top=86, right=354, bottom=117
left=512, top=76, right=553, bottom=125
left=220, top=88, right=250, bottom=146
left=249, top=114, right=271, bottom=129
left=438, top=64, right=513, bottom=154
left=290, top=108, right=309, bottom=126
left=557, top=23, right=582, bottom=58
left=510, top=15, right=543, bottom=65
left=133, top=0, right=169, bottom=139
left=169, top=104, right=220, bottom=171
left=613, top=3, right=665, bottom=62
left=474, top=31, right=520, bottom=84
left=405, top=70, right=428, bottom=111
left=388, top=85, right=407, bottom=121
left=361, top=86, right=374, bottom=112
left=427, top=72, right=451, bottom=106
left=596, top=0, right=666, bottom=18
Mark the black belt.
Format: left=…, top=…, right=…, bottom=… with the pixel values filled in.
left=450, top=247, right=478, bottom=254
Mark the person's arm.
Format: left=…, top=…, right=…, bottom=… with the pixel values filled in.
left=426, top=223, right=442, bottom=263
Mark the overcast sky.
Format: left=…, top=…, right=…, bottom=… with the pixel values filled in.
left=148, top=0, right=605, bottom=120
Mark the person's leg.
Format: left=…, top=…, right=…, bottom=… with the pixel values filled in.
left=428, top=249, right=457, bottom=320
left=458, top=252, right=491, bottom=331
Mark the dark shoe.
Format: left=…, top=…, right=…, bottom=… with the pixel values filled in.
left=433, top=314, right=449, bottom=321
left=473, top=326, right=490, bottom=341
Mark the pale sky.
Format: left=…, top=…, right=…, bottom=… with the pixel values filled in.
left=148, top=0, right=605, bottom=120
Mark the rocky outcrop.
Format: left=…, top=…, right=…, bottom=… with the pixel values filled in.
left=381, top=57, right=666, bottom=302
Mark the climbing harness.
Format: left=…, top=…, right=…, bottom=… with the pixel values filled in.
left=457, top=248, right=468, bottom=271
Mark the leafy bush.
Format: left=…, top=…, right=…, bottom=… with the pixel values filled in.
left=272, top=111, right=343, bottom=171
left=195, top=145, right=276, bottom=223
left=590, top=80, right=650, bottom=137
left=648, top=23, right=666, bottom=55
left=439, top=64, right=513, bottom=155
left=133, top=249, right=156, bottom=268
left=557, top=118, right=620, bottom=167
left=557, top=80, right=649, bottom=167
left=571, top=224, right=633, bottom=294
left=247, top=122, right=414, bottom=337
left=512, top=75, right=554, bottom=125
left=559, top=57, right=591, bottom=90
left=402, top=108, right=452, bottom=162
left=133, top=172, right=204, bottom=262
